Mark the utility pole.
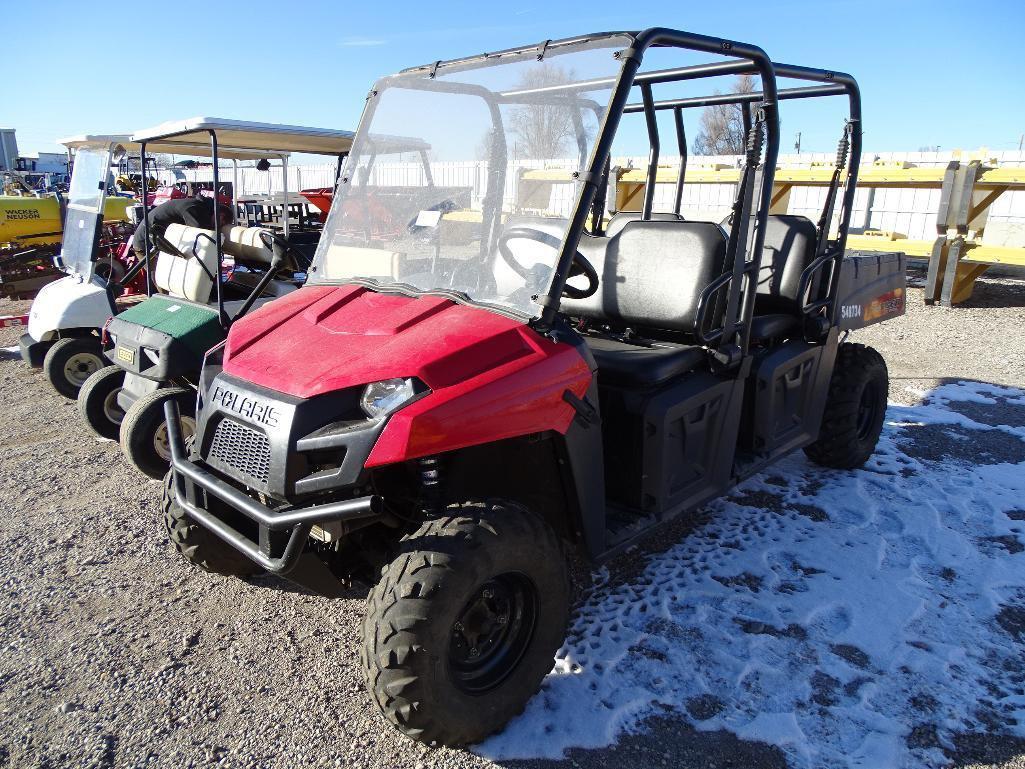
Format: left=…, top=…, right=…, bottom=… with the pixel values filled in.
left=1019, top=133, right=1023, bottom=151
left=794, top=131, right=802, bottom=154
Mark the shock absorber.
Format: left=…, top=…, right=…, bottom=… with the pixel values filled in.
left=418, top=456, right=443, bottom=517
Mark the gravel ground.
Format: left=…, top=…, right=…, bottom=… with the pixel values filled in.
left=0, top=273, right=1023, bottom=769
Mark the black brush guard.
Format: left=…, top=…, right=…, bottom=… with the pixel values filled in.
left=164, top=401, right=383, bottom=574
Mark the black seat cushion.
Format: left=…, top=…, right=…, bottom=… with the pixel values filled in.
left=749, top=313, right=799, bottom=341
left=584, top=335, right=706, bottom=389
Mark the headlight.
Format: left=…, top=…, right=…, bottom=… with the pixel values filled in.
left=360, top=377, right=421, bottom=418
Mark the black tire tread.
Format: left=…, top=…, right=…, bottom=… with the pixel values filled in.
left=42, top=337, right=103, bottom=398
left=120, top=386, right=193, bottom=479
left=804, top=342, right=888, bottom=469
left=77, top=365, right=125, bottom=440
left=161, top=464, right=257, bottom=577
left=361, top=501, right=569, bottom=746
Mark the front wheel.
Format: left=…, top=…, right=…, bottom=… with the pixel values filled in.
left=804, top=342, right=889, bottom=469
left=42, top=337, right=104, bottom=398
left=362, top=501, right=570, bottom=747
left=162, top=466, right=259, bottom=577
left=77, top=366, right=126, bottom=440
left=120, top=387, right=196, bottom=479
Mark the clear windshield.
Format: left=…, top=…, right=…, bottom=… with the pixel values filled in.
left=308, top=34, right=629, bottom=317
left=67, top=145, right=111, bottom=212
left=63, top=143, right=113, bottom=276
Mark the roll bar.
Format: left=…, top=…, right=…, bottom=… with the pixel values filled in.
left=370, top=29, right=861, bottom=359
left=535, top=27, right=782, bottom=366
left=536, top=38, right=862, bottom=359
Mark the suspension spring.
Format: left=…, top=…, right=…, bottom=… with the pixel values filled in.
left=835, top=123, right=852, bottom=171
left=418, top=456, right=443, bottom=517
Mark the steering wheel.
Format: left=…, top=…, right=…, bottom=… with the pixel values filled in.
left=498, top=227, right=598, bottom=300
left=258, top=230, right=310, bottom=272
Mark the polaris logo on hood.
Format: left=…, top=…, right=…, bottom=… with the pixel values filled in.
left=210, top=384, right=280, bottom=427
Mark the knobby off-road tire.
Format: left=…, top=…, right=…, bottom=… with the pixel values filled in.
left=120, top=387, right=196, bottom=479
left=362, top=501, right=571, bottom=747
left=161, top=457, right=258, bottom=578
left=43, top=337, right=104, bottom=398
left=77, top=366, right=126, bottom=440
left=804, top=342, right=889, bottom=469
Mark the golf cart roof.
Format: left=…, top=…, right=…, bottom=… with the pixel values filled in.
left=129, top=118, right=355, bottom=156
left=59, top=134, right=283, bottom=161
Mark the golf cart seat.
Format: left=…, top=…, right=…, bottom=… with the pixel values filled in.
left=153, top=223, right=220, bottom=302
left=749, top=214, right=818, bottom=341
left=221, top=226, right=282, bottom=266
left=565, top=219, right=729, bottom=388
left=153, top=224, right=299, bottom=305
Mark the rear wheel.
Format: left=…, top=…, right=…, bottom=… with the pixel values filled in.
left=78, top=366, right=126, bottom=440
left=162, top=463, right=258, bottom=577
left=121, top=387, right=196, bottom=479
left=804, top=342, right=889, bottom=469
left=362, top=501, right=570, bottom=746
left=43, top=337, right=104, bottom=398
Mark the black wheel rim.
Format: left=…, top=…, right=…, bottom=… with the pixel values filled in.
left=448, top=572, right=539, bottom=695
left=857, top=380, right=882, bottom=440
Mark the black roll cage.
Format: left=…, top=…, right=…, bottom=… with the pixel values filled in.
left=345, top=28, right=861, bottom=360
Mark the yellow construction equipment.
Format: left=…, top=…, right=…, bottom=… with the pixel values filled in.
left=0, top=194, right=132, bottom=248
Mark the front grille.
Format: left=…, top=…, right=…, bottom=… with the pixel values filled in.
left=207, top=418, right=271, bottom=485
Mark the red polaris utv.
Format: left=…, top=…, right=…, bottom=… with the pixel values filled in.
left=162, top=29, right=905, bottom=746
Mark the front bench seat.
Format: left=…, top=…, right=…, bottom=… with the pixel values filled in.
left=564, top=219, right=729, bottom=389
left=584, top=336, right=707, bottom=388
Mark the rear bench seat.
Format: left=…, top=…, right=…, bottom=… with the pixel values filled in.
left=562, top=219, right=728, bottom=389
left=750, top=214, right=818, bottom=341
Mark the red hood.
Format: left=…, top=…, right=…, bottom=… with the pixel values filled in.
left=223, top=284, right=539, bottom=399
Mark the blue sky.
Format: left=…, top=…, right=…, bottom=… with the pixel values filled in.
left=6, top=0, right=1024, bottom=159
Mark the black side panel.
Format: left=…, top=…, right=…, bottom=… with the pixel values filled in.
left=641, top=373, right=739, bottom=514
left=598, top=366, right=749, bottom=559
left=558, top=375, right=607, bottom=560
left=746, top=332, right=837, bottom=464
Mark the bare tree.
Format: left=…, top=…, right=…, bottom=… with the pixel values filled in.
left=692, top=75, right=757, bottom=156
left=507, top=65, right=581, bottom=159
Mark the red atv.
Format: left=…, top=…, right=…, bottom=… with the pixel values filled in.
left=162, top=28, right=905, bottom=746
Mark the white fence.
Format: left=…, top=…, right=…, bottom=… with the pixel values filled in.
left=166, top=150, right=1025, bottom=244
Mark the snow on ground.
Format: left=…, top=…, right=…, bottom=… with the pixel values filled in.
left=478, top=381, right=1025, bottom=768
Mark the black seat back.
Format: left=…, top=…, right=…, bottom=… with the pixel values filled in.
left=755, top=214, right=817, bottom=315
left=604, top=211, right=684, bottom=238
left=564, top=220, right=727, bottom=334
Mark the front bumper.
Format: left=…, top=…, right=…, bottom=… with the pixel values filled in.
left=19, top=333, right=50, bottom=367
left=164, top=400, right=383, bottom=576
